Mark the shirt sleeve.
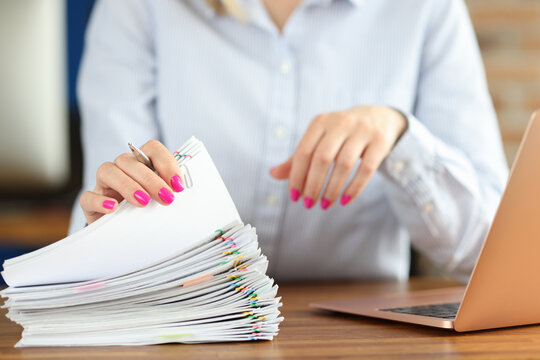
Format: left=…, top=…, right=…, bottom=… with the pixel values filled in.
left=69, top=0, right=159, bottom=233
left=378, top=0, right=509, bottom=283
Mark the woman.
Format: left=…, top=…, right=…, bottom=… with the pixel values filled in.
left=71, top=0, right=508, bottom=283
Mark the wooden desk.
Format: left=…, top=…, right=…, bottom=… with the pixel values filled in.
left=2, top=278, right=540, bottom=359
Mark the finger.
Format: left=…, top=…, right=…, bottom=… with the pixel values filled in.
left=95, top=161, right=152, bottom=208
left=114, top=152, right=176, bottom=206
left=320, top=136, right=367, bottom=210
left=302, top=130, right=348, bottom=209
left=80, top=190, right=119, bottom=225
left=341, top=141, right=388, bottom=206
left=140, top=140, right=184, bottom=193
left=270, top=157, right=292, bottom=180
left=288, top=115, right=326, bottom=202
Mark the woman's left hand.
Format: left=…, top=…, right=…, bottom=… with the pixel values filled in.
left=270, top=105, right=407, bottom=210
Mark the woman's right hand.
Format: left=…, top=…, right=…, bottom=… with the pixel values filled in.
left=80, top=140, right=184, bottom=225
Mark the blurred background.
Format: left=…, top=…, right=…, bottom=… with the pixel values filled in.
left=0, top=0, right=539, bottom=282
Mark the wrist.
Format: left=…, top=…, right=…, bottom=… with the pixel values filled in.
left=384, top=106, right=409, bottom=146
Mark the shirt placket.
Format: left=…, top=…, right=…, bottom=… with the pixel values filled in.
left=254, top=37, right=298, bottom=263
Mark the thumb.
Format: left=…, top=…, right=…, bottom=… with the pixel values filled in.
left=270, top=157, right=292, bottom=180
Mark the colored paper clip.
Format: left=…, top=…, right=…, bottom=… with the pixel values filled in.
left=75, top=282, right=105, bottom=292
left=227, top=277, right=245, bottom=282
left=222, top=250, right=240, bottom=255
left=173, top=152, right=192, bottom=159
left=225, top=240, right=237, bottom=247
left=215, top=229, right=224, bottom=236
left=241, top=312, right=267, bottom=321
left=183, top=274, right=213, bottom=287
left=233, top=255, right=243, bottom=267
left=237, top=265, right=248, bottom=271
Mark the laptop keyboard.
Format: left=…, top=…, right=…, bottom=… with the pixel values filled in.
left=380, top=302, right=460, bottom=319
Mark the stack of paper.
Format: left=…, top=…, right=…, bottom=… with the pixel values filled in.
left=1, top=137, right=282, bottom=347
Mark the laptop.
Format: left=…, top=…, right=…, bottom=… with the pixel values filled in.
left=310, top=111, right=540, bottom=332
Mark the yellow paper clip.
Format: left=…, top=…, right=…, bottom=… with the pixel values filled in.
left=233, top=255, right=243, bottom=267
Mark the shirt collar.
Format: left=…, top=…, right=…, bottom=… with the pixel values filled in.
left=191, top=0, right=365, bottom=20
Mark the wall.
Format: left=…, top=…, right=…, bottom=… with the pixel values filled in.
left=467, top=0, right=540, bottom=165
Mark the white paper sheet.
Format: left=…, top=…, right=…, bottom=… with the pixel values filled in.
left=1, top=138, right=241, bottom=287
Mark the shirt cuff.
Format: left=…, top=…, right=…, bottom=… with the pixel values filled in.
left=381, top=112, right=438, bottom=185
left=379, top=112, right=441, bottom=226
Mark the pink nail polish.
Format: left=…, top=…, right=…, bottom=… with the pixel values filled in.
left=304, top=197, right=314, bottom=209
left=321, top=198, right=331, bottom=210
left=102, top=200, right=116, bottom=210
left=170, top=175, right=184, bottom=192
left=340, top=194, right=352, bottom=206
left=134, top=190, right=151, bottom=206
left=159, top=188, right=175, bottom=204
left=290, top=188, right=300, bottom=202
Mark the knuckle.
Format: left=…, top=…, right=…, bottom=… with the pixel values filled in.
left=361, top=161, right=377, bottom=175
left=339, top=114, right=356, bottom=128
left=144, top=139, right=163, bottom=150
left=313, top=113, right=328, bottom=125
left=96, top=162, right=114, bottom=182
left=335, top=157, right=355, bottom=172
left=371, top=129, right=386, bottom=144
left=79, top=191, right=91, bottom=208
left=295, top=146, right=312, bottom=160
left=114, top=152, right=132, bottom=167
left=140, top=172, right=160, bottom=189
left=314, top=152, right=332, bottom=165
left=355, top=119, right=370, bottom=132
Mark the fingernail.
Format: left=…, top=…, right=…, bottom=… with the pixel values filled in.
left=290, top=188, right=300, bottom=202
left=321, top=198, right=331, bottom=210
left=340, top=194, right=352, bottom=206
left=102, top=200, right=116, bottom=210
left=159, top=187, right=175, bottom=204
left=134, top=190, right=151, bottom=206
left=170, top=175, right=184, bottom=192
left=304, top=197, right=314, bottom=209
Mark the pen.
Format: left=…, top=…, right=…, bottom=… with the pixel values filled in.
left=128, top=142, right=155, bottom=171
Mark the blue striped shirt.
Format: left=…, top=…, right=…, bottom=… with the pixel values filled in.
left=71, top=0, right=508, bottom=283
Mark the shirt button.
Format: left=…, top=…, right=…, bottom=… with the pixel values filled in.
left=392, top=160, right=405, bottom=173
left=274, top=125, right=286, bottom=138
left=266, top=194, right=278, bottom=206
left=422, top=201, right=434, bottom=214
left=280, top=60, right=292, bottom=74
